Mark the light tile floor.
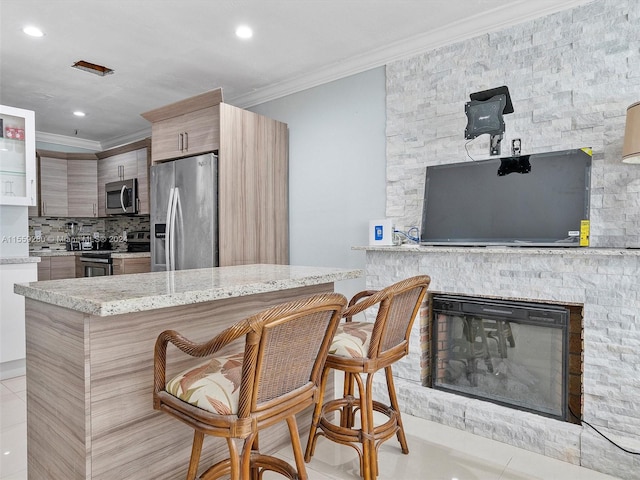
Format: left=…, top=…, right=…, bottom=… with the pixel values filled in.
left=0, top=375, right=622, bottom=479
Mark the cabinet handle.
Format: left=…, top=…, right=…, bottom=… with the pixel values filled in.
left=178, top=133, right=183, bottom=152
left=93, top=203, right=96, bottom=216
left=42, top=200, right=46, bottom=215
left=184, top=132, right=188, bottom=151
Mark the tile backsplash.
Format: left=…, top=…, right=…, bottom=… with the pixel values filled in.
left=29, top=216, right=149, bottom=251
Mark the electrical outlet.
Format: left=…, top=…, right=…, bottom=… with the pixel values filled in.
left=123, top=230, right=127, bottom=240
left=34, top=229, right=42, bottom=239
left=512, top=138, right=522, bottom=156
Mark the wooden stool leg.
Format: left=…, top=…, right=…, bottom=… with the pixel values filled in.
left=342, top=372, right=356, bottom=428
left=354, top=372, right=375, bottom=480
left=385, top=366, right=409, bottom=454
left=305, top=364, right=331, bottom=462
left=186, top=430, right=204, bottom=480
left=287, top=415, right=308, bottom=480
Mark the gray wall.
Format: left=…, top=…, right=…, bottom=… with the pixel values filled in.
left=385, top=0, right=640, bottom=248
left=250, top=68, right=387, bottom=298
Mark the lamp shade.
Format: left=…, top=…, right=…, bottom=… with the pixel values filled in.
left=622, top=101, right=640, bottom=164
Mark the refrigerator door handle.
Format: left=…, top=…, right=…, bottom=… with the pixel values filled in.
left=165, top=187, right=175, bottom=271
left=169, top=187, right=179, bottom=271
left=173, top=188, right=182, bottom=270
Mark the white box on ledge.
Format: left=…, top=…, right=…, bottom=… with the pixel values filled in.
left=369, top=219, right=394, bottom=246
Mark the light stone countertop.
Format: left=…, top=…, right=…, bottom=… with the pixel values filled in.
left=0, top=256, right=41, bottom=264
left=14, top=264, right=362, bottom=317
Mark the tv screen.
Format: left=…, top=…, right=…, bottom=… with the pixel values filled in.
left=420, top=148, right=592, bottom=247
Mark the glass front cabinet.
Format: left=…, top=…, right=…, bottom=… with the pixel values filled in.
left=0, top=105, right=36, bottom=206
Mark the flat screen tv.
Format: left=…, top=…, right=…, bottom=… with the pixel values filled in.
left=420, top=148, right=592, bottom=247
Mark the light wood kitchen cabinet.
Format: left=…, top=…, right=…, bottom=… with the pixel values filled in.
left=142, top=89, right=222, bottom=162
left=96, top=139, right=150, bottom=217
left=38, top=155, right=68, bottom=216
left=37, top=257, right=51, bottom=280
left=111, top=256, right=151, bottom=275
left=37, top=256, right=76, bottom=280
left=141, top=89, right=289, bottom=266
left=30, top=151, right=98, bottom=217
left=67, top=157, right=98, bottom=217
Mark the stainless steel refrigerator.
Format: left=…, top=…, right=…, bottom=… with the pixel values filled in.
left=150, top=153, right=218, bottom=271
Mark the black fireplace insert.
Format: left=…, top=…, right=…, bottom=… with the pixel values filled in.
left=431, top=294, right=569, bottom=421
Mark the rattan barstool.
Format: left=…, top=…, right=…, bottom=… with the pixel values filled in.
left=153, top=293, right=347, bottom=480
left=304, top=276, right=431, bottom=480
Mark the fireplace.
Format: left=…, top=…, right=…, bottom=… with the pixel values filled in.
left=358, top=246, right=638, bottom=479
left=427, top=294, right=583, bottom=423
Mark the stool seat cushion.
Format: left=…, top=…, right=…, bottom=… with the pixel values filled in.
left=329, top=321, right=373, bottom=358
left=166, top=350, right=244, bottom=415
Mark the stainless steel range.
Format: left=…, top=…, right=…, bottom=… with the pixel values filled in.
left=79, top=231, right=150, bottom=277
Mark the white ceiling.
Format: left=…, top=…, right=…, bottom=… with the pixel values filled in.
left=0, top=0, right=592, bottom=150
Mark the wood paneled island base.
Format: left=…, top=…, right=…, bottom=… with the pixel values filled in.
left=18, top=265, right=361, bottom=479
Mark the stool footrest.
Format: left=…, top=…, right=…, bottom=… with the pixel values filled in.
left=319, top=397, right=401, bottom=447
left=201, top=453, right=299, bottom=480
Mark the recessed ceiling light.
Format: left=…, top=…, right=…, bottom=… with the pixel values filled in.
left=235, top=25, right=253, bottom=39
left=23, top=25, right=44, bottom=37
left=73, top=111, right=86, bottom=117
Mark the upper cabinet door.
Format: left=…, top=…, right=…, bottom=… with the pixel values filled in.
left=150, top=106, right=220, bottom=162
left=0, top=105, right=36, bottom=206
left=141, top=88, right=223, bottom=164
left=39, top=156, right=68, bottom=217
left=67, top=159, right=98, bottom=217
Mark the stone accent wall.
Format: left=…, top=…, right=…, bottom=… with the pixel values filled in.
left=360, top=246, right=640, bottom=479
left=385, top=0, right=640, bottom=248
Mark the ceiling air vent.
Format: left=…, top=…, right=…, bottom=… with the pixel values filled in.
left=71, top=60, right=114, bottom=76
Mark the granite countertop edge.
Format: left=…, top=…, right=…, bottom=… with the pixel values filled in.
left=30, top=250, right=150, bottom=258
left=15, top=266, right=363, bottom=317
left=1, top=256, right=41, bottom=264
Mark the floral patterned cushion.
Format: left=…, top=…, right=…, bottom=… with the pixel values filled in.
left=329, top=321, right=373, bottom=358
left=166, top=350, right=244, bottom=415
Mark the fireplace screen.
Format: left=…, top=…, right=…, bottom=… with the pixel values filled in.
left=432, top=295, right=568, bottom=420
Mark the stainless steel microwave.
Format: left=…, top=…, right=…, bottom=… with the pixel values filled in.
left=105, top=178, right=138, bottom=215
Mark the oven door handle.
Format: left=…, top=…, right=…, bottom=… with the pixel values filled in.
left=80, top=258, right=111, bottom=264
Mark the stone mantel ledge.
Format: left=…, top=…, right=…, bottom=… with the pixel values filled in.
left=14, top=264, right=362, bottom=317
left=353, top=245, right=640, bottom=256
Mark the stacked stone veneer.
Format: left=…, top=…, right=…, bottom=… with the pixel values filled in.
left=361, top=246, right=640, bottom=479
left=385, top=0, right=640, bottom=248
left=376, top=2, right=640, bottom=477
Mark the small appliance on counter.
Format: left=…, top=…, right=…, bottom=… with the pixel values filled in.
left=92, top=238, right=112, bottom=251
left=66, top=239, right=82, bottom=251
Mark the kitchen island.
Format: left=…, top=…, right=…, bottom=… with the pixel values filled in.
left=15, top=264, right=361, bottom=480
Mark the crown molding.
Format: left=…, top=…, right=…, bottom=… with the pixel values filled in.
left=35, top=131, right=102, bottom=152
left=35, top=126, right=151, bottom=152
left=99, top=127, right=151, bottom=150
left=230, top=0, right=594, bottom=108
